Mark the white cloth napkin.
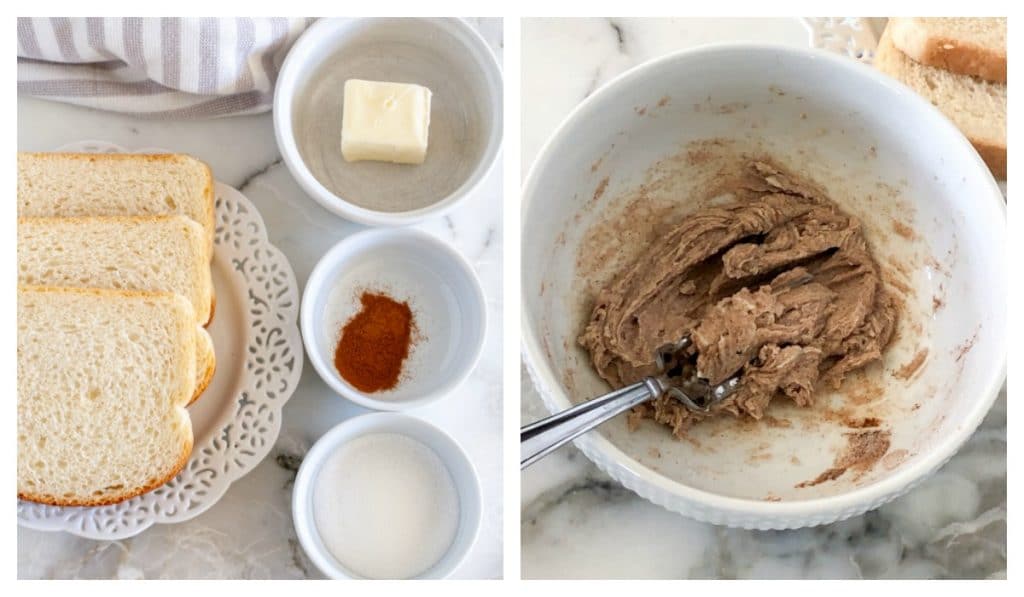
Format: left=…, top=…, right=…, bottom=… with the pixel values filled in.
left=17, top=17, right=315, bottom=118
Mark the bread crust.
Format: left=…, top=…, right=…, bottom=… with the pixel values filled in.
left=20, top=214, right=191, bottom=226
left=189, top=358, right=216, bottom=406
left=21, top=151, right=195, bottom=163
left=18, top=435, right=193, bottom=507
left=206, top=290, right=216, bottom=327
left=197, top=159, right=216, bottom=259
left=972, top=139, right=1007, bottom=180
left=17, top=284, right=191, bottom=307
left=889, top=17, right=1006, bottom=83
left=188, top=328, right=217, bottom=406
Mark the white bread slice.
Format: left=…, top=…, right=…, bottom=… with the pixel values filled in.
left=18, top=286, right=196, bottom=506
left=889, top=17, right=1006, bottom=83
left=18, top=215, right=214, bottom=325
left=875, top=25, right=1006, bottom=179
left=17, top=152, right=215, bottom=257
left=191, top=327, right=216, bottom=406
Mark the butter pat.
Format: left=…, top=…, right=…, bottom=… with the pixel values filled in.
left=341, top=79, right=432, bottom=165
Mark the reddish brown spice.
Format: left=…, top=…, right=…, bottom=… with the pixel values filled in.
left=333, top=292, right=414, bottom=393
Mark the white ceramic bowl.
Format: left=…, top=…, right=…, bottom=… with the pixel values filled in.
left=292, top=412, right=482, bottom=579
left=274, top=17, right=503, bottom=226
left=521, top=44, right=1006, bottom=529
left=302, top=228, right=486, bottom=410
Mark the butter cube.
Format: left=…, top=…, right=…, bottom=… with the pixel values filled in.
left=341, top=79, right=432, bottom=165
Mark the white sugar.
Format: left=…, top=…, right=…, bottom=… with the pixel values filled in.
left=312, top=433, right=460, bottom=579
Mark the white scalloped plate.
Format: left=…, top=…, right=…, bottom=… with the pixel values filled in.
left=800, top=17, right=878, bottom=63
left=18, top=141, right=304, bottom=539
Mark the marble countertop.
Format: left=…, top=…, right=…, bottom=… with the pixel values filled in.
left=520, top=17, right=1006, bottom=580
left=17, top=17, right=503, bottom=580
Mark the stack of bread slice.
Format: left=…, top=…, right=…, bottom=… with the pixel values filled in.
left=17, top=152, right=216, bottom=506
left=875, top=18, right=1006, bottom=179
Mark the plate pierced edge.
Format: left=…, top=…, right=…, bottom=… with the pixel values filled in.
left=801, top=17, right=879, bottom=64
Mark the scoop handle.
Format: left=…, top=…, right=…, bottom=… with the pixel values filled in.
left=520, top=378, right=661, bottom=469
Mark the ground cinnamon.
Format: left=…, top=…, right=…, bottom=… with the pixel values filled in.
left=333, top=291, right=414, bottom=393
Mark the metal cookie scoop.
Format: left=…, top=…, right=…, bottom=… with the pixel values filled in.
left=520, top=336, right=741, bottom=469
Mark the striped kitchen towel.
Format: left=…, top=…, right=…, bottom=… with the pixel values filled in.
left=17, top=17, right=316, bottom=118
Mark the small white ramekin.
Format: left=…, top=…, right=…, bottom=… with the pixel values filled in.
left=274, top=17, right=503, bottom=226
left=292, top=412, right=482, bottom=579
left=301, top=228, right=487, bottom=411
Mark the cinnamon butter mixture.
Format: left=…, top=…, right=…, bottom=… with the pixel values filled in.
left=579, top=162, right=898, bottom=437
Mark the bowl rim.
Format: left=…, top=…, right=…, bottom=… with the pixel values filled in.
left=520, top=42, right=1007, bottom=527
left=273, top=16, right=504, bottom=227
left=291, top=411, right=483, bottom=579
left=301, top=227, right=488, bottom=412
